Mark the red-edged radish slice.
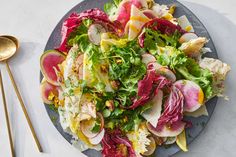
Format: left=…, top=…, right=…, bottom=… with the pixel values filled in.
left=89, top=129, right=105, bottom=145
left=177, top=15, right=194, bottom=32
left=143, top=10, right=158, bottom=19
left=142, top=53, right=156, bottom=65
left=80, top=118, right=97, bottom=138
left=174, top=80, right=204, bottom=112
left=40, top=50, right=65, bottom=86
left=80, top=112, right=104, bottom=138
left=40, top=79, right=59, bottom=104
left=147, top=121, right=186, bottom=137
left=88, top=24, right=106, bottom=45
left=156, top=67, right=176, bottom=82
left=141, top=136, right=156, bottom=156
left=142, top=90, right=163, bottom=128
left=179, top=33, right=198, bottom=44
left=97, top=112, right=104, bottom=132
left=147, top=62, right=162, bottom=70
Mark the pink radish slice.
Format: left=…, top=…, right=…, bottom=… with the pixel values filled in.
left=40, top=50, right=65, bottom=86
left=174, top=80, right=204, bottom=112
left=147, top=121, right=186, bottom=137
left=141, top=136, right=156, bottom=156
left=89, top=129, right=105, bottom=145
left=142, top=53, right=156, bottom=65
left=179, top=33, right=198, bottom=44
left=88, top=24, right=106, bottom=45
left=40, top=80, right=59, bottom=104
left=156, top=67, right=176, bottom=82
left=143, top=10, right=158, bottom=19
left=80, top=112, right=104, bottom=138
left=147, top=62, right=162, bottom=70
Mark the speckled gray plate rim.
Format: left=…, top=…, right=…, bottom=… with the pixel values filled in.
left=40, top=0, right=218, bottom=156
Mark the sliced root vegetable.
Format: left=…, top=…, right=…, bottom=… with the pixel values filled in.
left=142, top=10, right=158, bottom=19
left=80, top=112, right=104, bottom=138
left=147, top=121, right=186, bottom=137
left=40, top=79, right=59, bottom=104
left=184, top=105, right=208, bottom=117
left=40, top=50, right=65, bottom=86
left=164, top=136, right=177, bottom=145
left=176, top=130, right=188, bottom=152
left=179, top=33, right=198, bottom=44
left=142, top=53, right=156, bottom=65
left=142, top=90, right=163, bottom=128
left=147, top=62, right=162, bottom=70
left=156, top=67, right=176, bottom=82
left=177, top=15, right=194, bottom=32
left=174, top=80, right=204, bottom=112
left=88, top=24, right=106, bottom=45
left=141, top=136, right=156, bottom=156
left=89, top=129, right=105, bottom=145
left=153, top=136, right=167, bottom=146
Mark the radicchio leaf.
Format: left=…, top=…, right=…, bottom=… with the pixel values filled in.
left=139, top=18, right=186, bottom=48
left=57, top=8, right=122, bottom=53
left=129, top=68, right=172, bottom=109
left=157, top=86, right=184, bottom=130
left=102, top=130, right=136, bottom=157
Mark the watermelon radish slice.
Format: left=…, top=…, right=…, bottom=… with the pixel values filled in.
left=147, top=121, right=186, bottom=137
left=179, top=33, right=198, bottom=44
left=40, top=50, right=65, bottom=86
left=174, top=80, right=204, bottom=112
left=40, top=79, right=59, bottom=104
left=89, top=129, right=105, bottom=145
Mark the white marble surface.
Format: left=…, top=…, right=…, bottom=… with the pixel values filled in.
left=0, top=0, right=235, bottom=157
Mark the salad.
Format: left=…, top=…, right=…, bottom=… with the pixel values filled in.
left=40, top=0, right=231, bottom=156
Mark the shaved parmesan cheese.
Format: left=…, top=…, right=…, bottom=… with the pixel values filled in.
left=178, top=15, right=194, bottom=32
left=142, top=90, right=163, bottom=128
left=128, top=5, right=150, bottom=40
left=184, top=105, right=209, bottom=117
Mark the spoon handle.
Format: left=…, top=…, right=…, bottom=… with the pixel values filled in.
left=0, top=70, right=15, bottom=157
left=5, top=62, right=43, bottom=153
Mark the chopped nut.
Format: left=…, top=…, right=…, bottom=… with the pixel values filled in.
left=100, top=64, right=108, bottom=73
left=105, top=100, right=114, bottom=111
left=110, top=80, right=120, bottom=90
left=116, top=59, right=123, bottom=64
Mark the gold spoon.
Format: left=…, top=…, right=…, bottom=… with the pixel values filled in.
left=0, top=70, right=15, bottom=157
left=0, top=36, right=43, bottom=152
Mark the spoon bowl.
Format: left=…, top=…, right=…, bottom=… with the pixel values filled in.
left=0, top=35, right=19, bottom=49
left=0, top=37, right=17, bottom=62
